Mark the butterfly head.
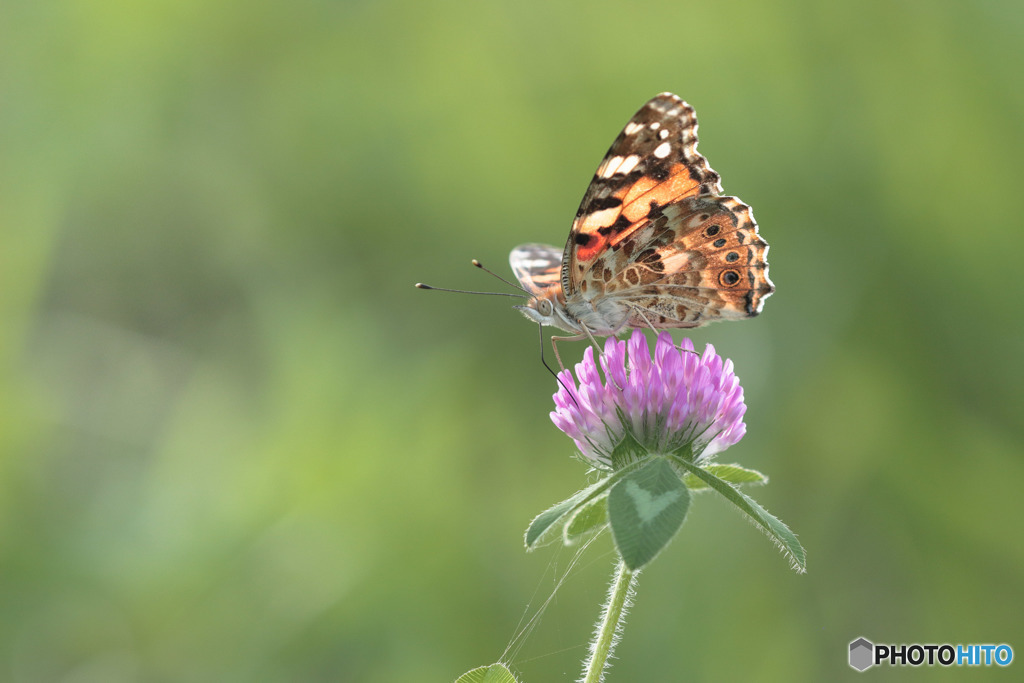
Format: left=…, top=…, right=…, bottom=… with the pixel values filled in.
left=509, top=244, right=584, bottom=334
left=513, top=290, right=580, bottom=335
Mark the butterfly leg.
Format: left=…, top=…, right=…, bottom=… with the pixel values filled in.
left=533, top=323, right=584, bottom=408
left=578, top=321, right=604, bottom=354
left=550, top=334, right=586, bottom=371
left=627, top=304, right=698, bottom=356
left=549, top=321, right=603, bottom=371
left=628, top=304, right=660, bottom=334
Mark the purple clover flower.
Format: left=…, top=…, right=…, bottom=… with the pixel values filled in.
left=550, top=330, right=748, bottom=468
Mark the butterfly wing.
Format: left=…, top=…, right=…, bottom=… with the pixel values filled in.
left=561, top=93, right=722, bottom=293
left=562, top=93, right=772, bottom=329
left=509, top=243, right=563, bottom=297
left=600, top=194, right=774, bottom=328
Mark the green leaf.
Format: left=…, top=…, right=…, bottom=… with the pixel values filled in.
left=524, top=477, right=612, bottom=549
left=682, top=463, right=768, bottom=491
left=454, top=662, right=521, bottom=683
left=608, top=457, right=691, bottom=570
left=671, top=457, right=806, bottom=573
left=563, top=493, right=608, bottom=545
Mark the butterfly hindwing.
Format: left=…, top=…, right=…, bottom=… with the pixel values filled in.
left=595, top=195, right=773, bottom=328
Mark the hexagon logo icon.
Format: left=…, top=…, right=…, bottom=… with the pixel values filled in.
left=849, top=637, right=874, bottom=671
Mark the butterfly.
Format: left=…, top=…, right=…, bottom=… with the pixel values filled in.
left=509, top=93, right=773, bottom=366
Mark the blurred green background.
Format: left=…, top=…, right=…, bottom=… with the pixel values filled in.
left=2, top=0, right=1022, bottom=681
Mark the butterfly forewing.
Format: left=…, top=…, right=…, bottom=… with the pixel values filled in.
left=563, top=93, right=725, bottom=293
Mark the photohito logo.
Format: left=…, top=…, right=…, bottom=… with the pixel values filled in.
left=849, top=637, right=1013, bottom=671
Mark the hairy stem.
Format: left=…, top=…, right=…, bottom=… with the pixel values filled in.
left=581, top=561, right=638, bottom=683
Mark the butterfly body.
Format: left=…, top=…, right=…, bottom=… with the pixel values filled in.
left=511, top=93, right=773, bottom=344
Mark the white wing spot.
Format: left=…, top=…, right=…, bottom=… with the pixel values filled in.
left=624, top=121, right=644, bottom=135
left=599, top=155, right=625, bottom=178
left=616, top=154, right=641, bottom=175
left=662, top=204, right=684, bottom=219
left=654, top=142, right=671, bottom=159
left=649, top=122, right=661, bottom=130
left=583, top=206, right=622, bottom=227
left=658, top=129, right=670, bottom=140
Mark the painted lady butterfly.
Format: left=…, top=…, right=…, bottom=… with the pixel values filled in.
left=510, top=93, right=773, bottom=361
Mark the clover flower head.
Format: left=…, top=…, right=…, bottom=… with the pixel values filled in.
left=550, top=329, right=748, bottom=468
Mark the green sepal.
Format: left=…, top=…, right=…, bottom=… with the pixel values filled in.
left=454, top=662, right=520, bottom=683
left=682, top=463, right=768, bottom=491
left=563, top=493, right=608, bottom=545
left=608, top=456, right=691, bottom=570
left=671, top=456, right=806, bottom=573
left=609, top=429, right=648, bottom=470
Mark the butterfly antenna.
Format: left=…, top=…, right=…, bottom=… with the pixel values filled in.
left=414, top=283, right=526, bottom=298
left=415, top=258, right=533, bottom=299
left=472, top=259, right=534, bottom=297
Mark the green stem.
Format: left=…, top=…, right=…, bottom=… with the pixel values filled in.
left=582, top=561, right=638, bottom=683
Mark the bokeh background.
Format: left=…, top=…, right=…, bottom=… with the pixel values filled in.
left=2, top=0, right=1022, bottom=681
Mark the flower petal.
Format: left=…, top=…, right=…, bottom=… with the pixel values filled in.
left=550, top=329, right=748, bottom=466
